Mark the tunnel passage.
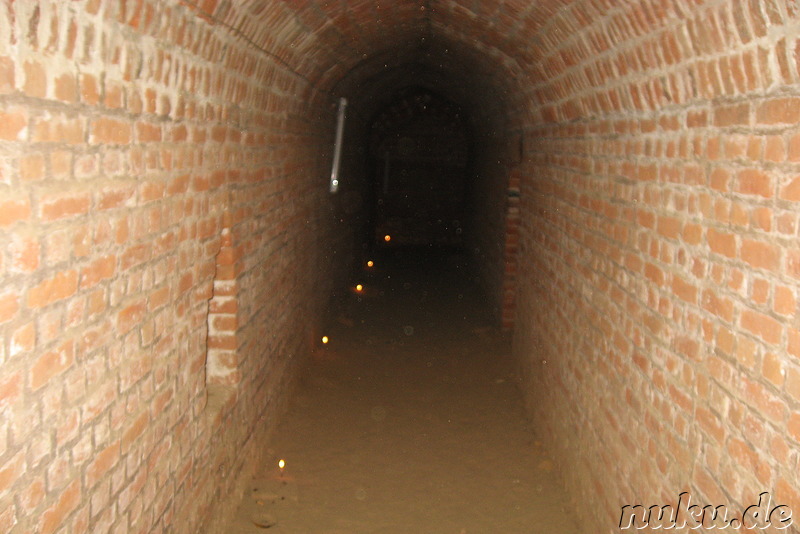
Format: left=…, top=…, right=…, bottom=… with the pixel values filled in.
left=331, top=44, right=524, bottom=325
left=365, top=87, right=471, bottom=249
left=2, top=2, right=800, bottom=534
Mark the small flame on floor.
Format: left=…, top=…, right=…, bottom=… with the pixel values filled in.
left=321, top=336, right=329, bottom=344
left=384, top=234, right=391, bottom=242
left=355, top=284, right=363, bottom=292
left=278, top=459, right=285, bottom=471
left=366, top=260, right=374, bottom=267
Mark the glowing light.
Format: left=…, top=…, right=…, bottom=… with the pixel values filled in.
left=278, top=459, right=285, bottom=471
left=321, top=336, right=329, bottom=344
left=366, top=260, right=374, bottom=267
left=384, top=234, right=391, bottom=242
left=355, top=284, right=363, bottom=292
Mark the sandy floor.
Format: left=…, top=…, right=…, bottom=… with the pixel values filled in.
left=228, top=248, right=582, bottom=534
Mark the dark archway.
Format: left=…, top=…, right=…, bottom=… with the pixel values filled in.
left=365, top=87, right=472, bottom=250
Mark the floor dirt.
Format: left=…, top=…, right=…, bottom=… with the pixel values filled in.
left=227, top=247, right=582, bottom=533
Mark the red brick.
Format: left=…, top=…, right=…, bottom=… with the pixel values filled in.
left=0, top=371, right=22, bottom=409
left=727, top=438, right=770, bottom=484
left=40, top=191, right=91, bottom=221
left=786, top=367, right=800, bottom=403
left=32, top=114, right=84, bottom=144
left=656, top=216, right=680, bottom=239
left=208, top=334, right=237, bottom=350
left=0, top=451, right=25, bottom=494
left=0, top=292, right=20, bottom=324
left=23, top=61, right=46, bottom=98
left=79, top=73, right=100, bottom=105
left=681, top=223, right=702, bottom=245
left=80, top=255, right=117, bottom=289
left=54, top=73, right=78, bottom=103
left=780, top=176, right=800, bottom=201
left=707, top=228, right=736, bottom=257
left=674, top=335, right=700, bottom=361
left=765, top=136, right=785, bottom=161
left=20, top=155, right=46, bottom=184
left=756, top=97, right=800, bottom=124
left=167, top=174, right=190, bottom=195
left=121, top=412, right=149, bottom=452
left=742, top=377, right=786, bottom=424
left=104, top=81, right=124, bottom=109
left=0, top=107, right=27, bottom=140
left=762, top=352, right=784, bottom=387
left=19, top=477, right=46, bottom=514
left=637, top=164, right=657, bottom=181
left=696, top=407, right=724, bottom=444
left=715, top=327, right=735, bottom=356
left=790, top=412, right=800, bottom=443
left=27, top=270, right=78, bottom=309
left=751, top=207, right=772, bottom=231
left=136, top=121, right=162, bottom=142
left=139, top=181, right=165, bottom=202
left=751, top=277, right=769, bottom=305
left=9, top=234, right=40, bottom=273
left=668, top=384, right=693, bottom=414
left=789, top=134, right=800, bottom=161
left=209, top=297, right=237, bottom=314
left=10, top=322, right=36, bottom=357
left=179, top=271, right=194, bottom=293
left=97, top=185, right=135, bottom=210
left=741, top=239, right=780, bottom=271
left=39, top=479, right=81, bottom=534
left=90, top=117, right=132, bottom=144
left=85, top=441, right=119, bottom=488
left=0, top=197, right=32, bottom=227
left=714, top=102, right=749, bottom=126
left=776, top=478, right=800, bottom=519
left=31, top=340, right=75, bottom=390
left=120, top=243, right=150, bottom=270
left=774, top=286, right=796, bottom=316
left=736, top=168, right=773, bottom=197
left=0, top=56, right=14, bottom=94
left=709, top=168, right=730, bottom=191
left=671, top=275, right=697, bottom=304
left=117, top=301, right=146, bottom=334
left=740, top=309, right=782, bottom=345
left=788, top=249, right=800, bottom=281
left=210, top=315, right=237, bottom=332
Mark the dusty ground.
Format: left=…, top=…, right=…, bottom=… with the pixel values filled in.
left=228, top=247, right=581, bottom=533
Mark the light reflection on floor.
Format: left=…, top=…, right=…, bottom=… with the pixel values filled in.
left=228, top=247, right=581, bottom=533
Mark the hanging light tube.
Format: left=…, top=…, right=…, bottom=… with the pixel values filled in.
left=329, top=97, right=348, bottom=193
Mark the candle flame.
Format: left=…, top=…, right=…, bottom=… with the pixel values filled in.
left=278, top=459, right=285, bottom=470
left=384, top=234, right=391, bottom=242
left=355, top=284, right=363, bottom=292
left=321, top=336, right=329, bottom=344
left=366, top=260, right=374, bottom=267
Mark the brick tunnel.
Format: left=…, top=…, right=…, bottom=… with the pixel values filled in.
left=2, top=1, right=800, bottom=532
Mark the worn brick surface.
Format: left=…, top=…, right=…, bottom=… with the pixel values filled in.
left=2, top=1, right=800, bottom=533
left=0, top=1, right=347, bottom=532
left=511, top=1, right=800, bottom=531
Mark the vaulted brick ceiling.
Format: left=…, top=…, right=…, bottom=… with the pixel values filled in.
left=187, top=0, right=789, bottom=129
left=188, top=0, right=538, bottom=129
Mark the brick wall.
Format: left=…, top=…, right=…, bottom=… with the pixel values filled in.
left=0, top=2, right=349, bottom=532
left=5, top=1, right=798, bottom=533
left=468, top=133, right=520, bottom=329
left=512, top=0, right=800, bottom=531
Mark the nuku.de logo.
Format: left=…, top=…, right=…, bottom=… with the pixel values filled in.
left=619, top=492, right=793, bottom=530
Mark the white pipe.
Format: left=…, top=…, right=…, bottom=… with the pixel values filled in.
left=329, top=97, right=347, bottom=193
